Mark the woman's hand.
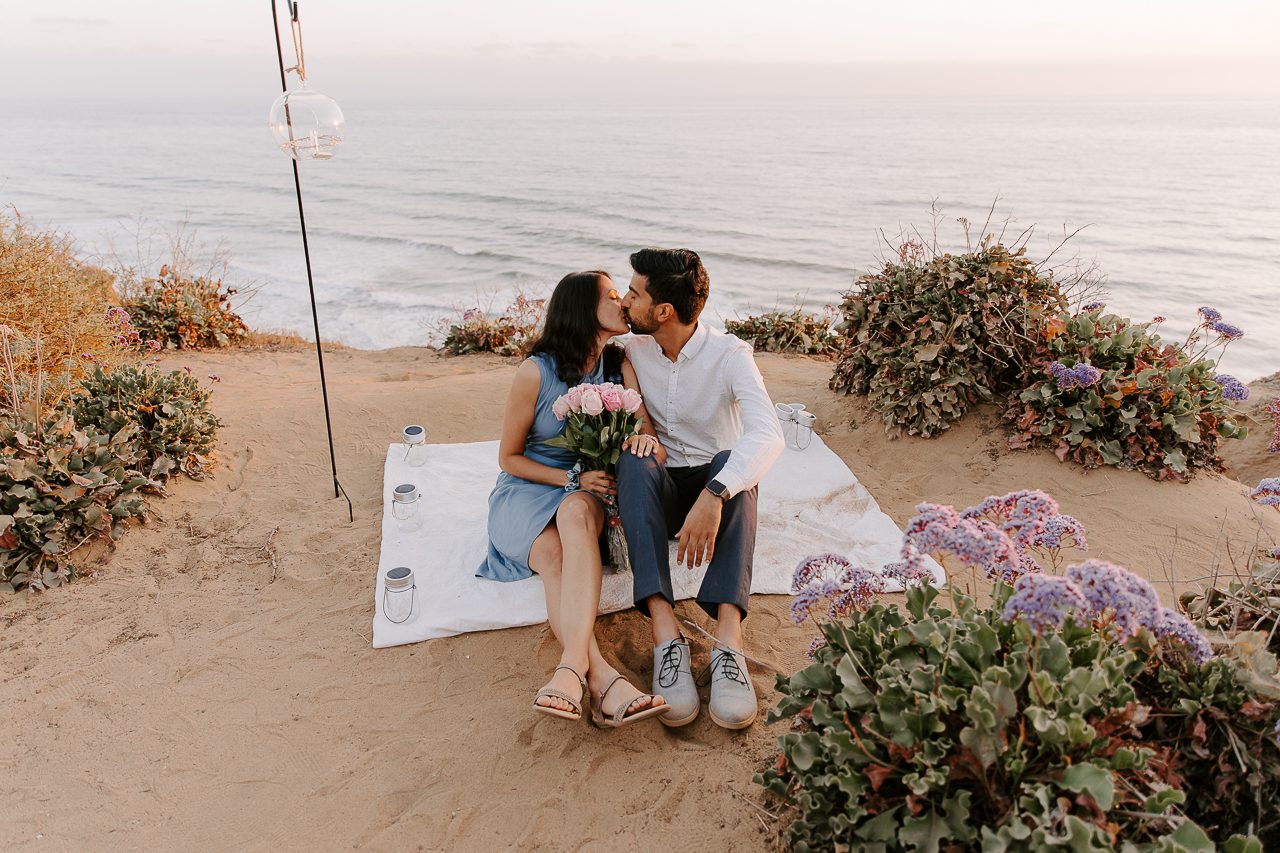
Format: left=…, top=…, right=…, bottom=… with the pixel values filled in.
left=579, top=470, right=617, bottom=499
left=622, top=434, right=661, bottom=458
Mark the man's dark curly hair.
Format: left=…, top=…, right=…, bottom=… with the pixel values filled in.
left=629, top=248, right=709, bottom=325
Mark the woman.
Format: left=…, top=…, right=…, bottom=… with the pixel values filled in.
left=478, top=270, right=669, bottom=727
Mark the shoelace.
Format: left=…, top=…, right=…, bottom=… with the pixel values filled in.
left=709, top=648, right=748, bottom=686
left=657, top=640, right=686, bottom=689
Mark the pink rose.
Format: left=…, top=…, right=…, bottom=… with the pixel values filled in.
left=552, top=395, right=570, bottom=420
left=600, top=385, right=623, bottom=413
left=620, top=388, right=643, bottom=414
left=565, top=385, right=584, bottom=412
left=580, top=387, right=604, bottom=416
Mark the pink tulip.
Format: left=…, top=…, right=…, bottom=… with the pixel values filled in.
left=580, top=387, right=605, bottom=416
left=620, top=388, right=643, bottom=414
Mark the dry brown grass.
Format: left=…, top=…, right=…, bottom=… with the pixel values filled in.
left=0, top=211, right=144, bottom=422
left=238, top=329, right=351, bottom=352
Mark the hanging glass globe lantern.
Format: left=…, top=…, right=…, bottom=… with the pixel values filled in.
left=269, top=84, right=345, bottom=161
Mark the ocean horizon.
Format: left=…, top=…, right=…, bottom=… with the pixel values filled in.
left=2, top=95, right=1277, bottom=380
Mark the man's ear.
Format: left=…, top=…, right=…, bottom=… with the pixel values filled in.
left=654, top=303, right=674, bottom=323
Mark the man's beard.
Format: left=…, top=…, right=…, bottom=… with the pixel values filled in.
left=624, top=309, right=657, bottom=335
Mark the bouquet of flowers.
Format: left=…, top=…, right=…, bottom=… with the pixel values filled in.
left=546, top=381, right=644, bottom=572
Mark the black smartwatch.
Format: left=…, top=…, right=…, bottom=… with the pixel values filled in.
left=705, top=479, right=729, bottom=502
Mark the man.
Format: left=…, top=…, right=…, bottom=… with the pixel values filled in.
left=617, top=247, right=785, bottom=730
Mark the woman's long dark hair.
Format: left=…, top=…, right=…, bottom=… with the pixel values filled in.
left=527, top=270, right=623, bottom=385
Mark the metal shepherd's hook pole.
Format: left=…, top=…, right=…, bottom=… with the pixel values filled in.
left=270, top=0, right=353, bottom=522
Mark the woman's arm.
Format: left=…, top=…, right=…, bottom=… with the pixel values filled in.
left=620, top=357, right=667, bottom=464
left=498, top=360, right=574, bottom=487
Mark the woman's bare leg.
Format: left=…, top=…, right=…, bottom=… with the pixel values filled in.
left=529, top=523, right=611, bottom=713
left=531, top=496, right=664, bottom=718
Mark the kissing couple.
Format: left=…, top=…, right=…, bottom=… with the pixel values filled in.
left=477, top=248, right=785, bottom=729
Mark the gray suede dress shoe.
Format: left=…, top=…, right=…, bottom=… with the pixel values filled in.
left=707, top=647, right=757, bottom=730
left=654, top=635, right=699, bottom=727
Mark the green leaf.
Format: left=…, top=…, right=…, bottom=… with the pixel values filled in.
left=836, top=654, right=875, bottom=710
left=791, top=661, right=837, bottom=692
left=1166, top=820, right=1215, bottom=852
left=1142, top=787, right=1185, bottom=812
left=1058, top=762, right=1114, bottom=810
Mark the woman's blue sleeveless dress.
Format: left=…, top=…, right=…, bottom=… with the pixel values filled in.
left=477, top=352, right=617, bottom=582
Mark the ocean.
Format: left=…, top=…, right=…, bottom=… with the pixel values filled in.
left=2, top=96, right=1276, bottom=380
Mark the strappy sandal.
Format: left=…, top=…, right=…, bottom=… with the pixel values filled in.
left=533, top=665, right=587, bottom=721
left=590, top=674, right=670, bottom=728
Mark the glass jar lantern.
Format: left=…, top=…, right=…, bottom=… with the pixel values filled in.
left=402, top=424, right=429, bottom=467
left=268, top=84, right=345, bottom=161
left=382, top=566, right=416, bottom=624
left=392, top=483, right=423, bottom=532
left=776, top=402, right=814, bottom=451
left=794, top=410, right=816, bottom=450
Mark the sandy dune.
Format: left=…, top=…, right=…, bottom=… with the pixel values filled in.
left=2, top=348, right=1276, bottom=852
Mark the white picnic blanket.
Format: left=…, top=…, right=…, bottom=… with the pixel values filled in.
left=372, top=436, right=942, bottom=647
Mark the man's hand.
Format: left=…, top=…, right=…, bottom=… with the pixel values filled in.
left=676, top=491, right=723, bottom=569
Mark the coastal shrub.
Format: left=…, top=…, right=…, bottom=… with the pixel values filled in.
left=0, top=415, right=152, bottom=591
left=69, top=364, right=221, bottom=482
left=0, top=214, right=144, bottom=416
left=440, top=291, right=546, bottom=356
left=829, top=240, right=1067, bottom=437
left=123, top=265, right=249, bottom=350
left=760, top=491, right=1279, bottom=850
left=1006, top=307, right=1248, bottom=479
left=724, top=308, right=839, bottom=356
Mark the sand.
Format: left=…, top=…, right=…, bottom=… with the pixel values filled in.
left=2, top=348, right=1277, bottom=852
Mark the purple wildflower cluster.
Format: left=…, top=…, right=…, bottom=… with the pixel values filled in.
left=789, top=584, right=825, bottom=625
left=1002, top=575, right=1088, bottom=633
left=1252, top=477, right=1280, bottom=508
left=1210, top=321, right=1244, bottom=341
left=1151, top=609, right=1214, bottom=665
left=828, top=567, right=886, bottom=619
left=1151, top=315, right=1166, bottom=324
left=1033, top=513, right=1088, bottom=551
left=1265, top=398, right=1280, bottom=455
left=1213, top=373, right=1249, bottom=402
left=105, top=306, right=142, bottom=349
left=881, top=559, right=931, bottom=586
left=1002, top=558, right=1214, bottom=663
left=1048, top=361, right=1104, bottom=391
left=1082, top=301, right=1105, bottom=311
left=896, top=490, right=1088, bottom=586
left=1066, top=560, right=1161, bottom=641
left=789, top=553, right=885, bottom=625
left=104, top=306, right=162, bottom=355
left=804, top=636, right=827, bottom=661
left=1195, top=306, right=1245, bottom=342
left=961, top=490, right=1081, bottom=552
left=902, top=502, right=1022, bottom=582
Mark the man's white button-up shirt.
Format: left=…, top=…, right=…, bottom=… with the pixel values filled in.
left=623, top=324, right=784, bottom=498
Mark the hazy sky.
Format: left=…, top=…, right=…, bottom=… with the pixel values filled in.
left=3, top=0, right=1279, bottom=99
